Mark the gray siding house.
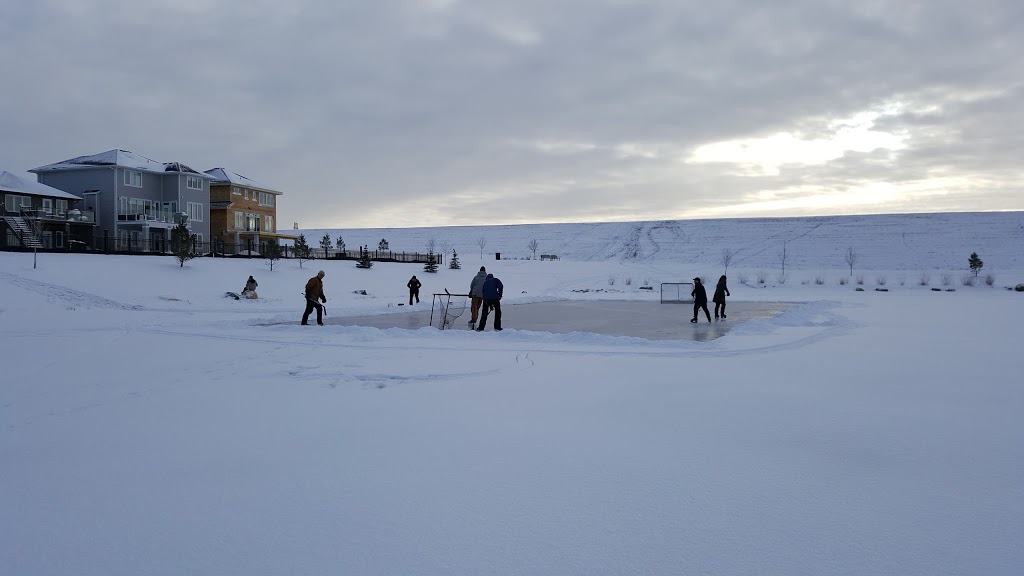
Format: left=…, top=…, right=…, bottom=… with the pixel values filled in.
left=30, top=149, right=214, bottom=252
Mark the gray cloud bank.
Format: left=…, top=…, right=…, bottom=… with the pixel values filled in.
left=2, top=0, right=1022, bottom=228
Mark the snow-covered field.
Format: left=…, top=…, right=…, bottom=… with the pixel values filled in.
left=2, top=212, right=1023, bottom=575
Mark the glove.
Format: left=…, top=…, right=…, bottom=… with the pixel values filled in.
left=321, top=297, right=327, bottom=303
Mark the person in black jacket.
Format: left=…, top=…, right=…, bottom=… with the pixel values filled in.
left=713, top=275, right=731, bottom=319
left=690, top=277, right=711, bottom=323
left=407, top=275, right=422, bottom=305
left=476, top=273, right=504, bottom=331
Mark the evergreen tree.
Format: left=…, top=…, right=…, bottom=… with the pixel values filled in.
left=320, top=233, right=332, bottom=257
left=294, top=234, right=312, bottom=267
left=356, top=245, right=373, bottom=268
left=264, top=241, right=282, bottom=271
left=449, top=248, right=461, bottom=270
left=379, top=238, right=389, bottom=251
left=170, top=221, right=195, bottom=268
left=424, top=251, right=438, bottom=273
left=335, top=236, right=345, bottom=252
left=969, top=252, right=984, bottom=277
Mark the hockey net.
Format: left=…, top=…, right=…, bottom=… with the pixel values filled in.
left=429, top=292, right=470, bottom=329
left=660, top=282, right=694, bottom=304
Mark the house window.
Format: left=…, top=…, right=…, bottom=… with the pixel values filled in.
left=186, top=175, right=203, bottom=190
left=263, top=215, right=275, bottom=232
left=55, top=231, right=65, bottom=248
left=234, top=211, right=243, bottom=229
left=232, top=187, right=241, bottom=195
left=244, top=190, right=249, bottom=200
left=57, top=199, right=68, bottom=216
left=246, top=213, right=260, bottom=232
left=258, top=192, right=274, bottom=207
left=4, top=194, right=31, bottom=213
left=42, top=198, right=53, bottom=215
left=124, top=170, right=143, bottom=187
left=187, top=201, right=203, bottom=223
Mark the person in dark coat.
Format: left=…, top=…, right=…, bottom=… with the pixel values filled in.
left=241, top=275, right=259, bottom=299
left=690, top=276, right=711, bottom=323
left=301, top=270, right=326, bottom=325
left=468, top=266, right=487, bottom=329
left=712, top=275, right=731, bottom=319
left=407, top=275, right=422, bottom=305
left=476, top=273, right=504, bottom=331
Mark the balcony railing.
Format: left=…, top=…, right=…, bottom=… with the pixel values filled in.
left=117, top=208, right=176, bottom=224
left=2, top=206, right=95, bottom=223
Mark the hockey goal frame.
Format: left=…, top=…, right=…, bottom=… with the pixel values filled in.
left=660, top=282, right=694, bottom=304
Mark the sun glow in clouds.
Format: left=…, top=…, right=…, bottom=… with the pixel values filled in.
left=687, top=108, right=909, bottom=175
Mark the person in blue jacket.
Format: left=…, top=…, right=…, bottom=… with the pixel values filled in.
left=476, top=273, right=504, bottom=331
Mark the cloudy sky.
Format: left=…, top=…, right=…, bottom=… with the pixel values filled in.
left=2, top=0, right=1022, bottom=228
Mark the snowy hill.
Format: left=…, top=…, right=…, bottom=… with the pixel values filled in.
left=297, top=211, right=1024, bottom=272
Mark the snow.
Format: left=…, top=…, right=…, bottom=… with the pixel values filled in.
left=30, top=149, right=212, bottom=177
left=204, top=168, right=279, bottom=193
left=0, top=170, right=83, bottom=200
left=1, top=213, right=1023, bottom=576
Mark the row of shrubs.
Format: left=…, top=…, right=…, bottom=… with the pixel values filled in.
left=735, top=271, right=998, bottom=287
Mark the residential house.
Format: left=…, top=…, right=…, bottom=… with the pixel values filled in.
left=31, top=149, right=214, bottom=252
left=1, top=170, right=95, bottom=250
left=205, top=168, right=296, bottom=254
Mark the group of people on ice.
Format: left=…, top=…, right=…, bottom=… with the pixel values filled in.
left=690, top=275, right=730, bottom=323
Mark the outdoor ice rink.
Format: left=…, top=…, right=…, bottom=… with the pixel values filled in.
left=323, top=299, right=792, bottom=341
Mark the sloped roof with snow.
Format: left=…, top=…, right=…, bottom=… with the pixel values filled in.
left=204, top=168, right=281, bottom=194
left=0, top=171, right=83, bottom=200
left=31, top=149, right=214, bottom=178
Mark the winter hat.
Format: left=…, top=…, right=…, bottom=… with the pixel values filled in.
left=693, top=277, right=701, bottom=281
left=480, top=266, right=486, bottom=271
left=318, top=270, right=325, bottom=277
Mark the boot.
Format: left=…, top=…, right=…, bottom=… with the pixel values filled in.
left=690, top=318, right=697, bottom=323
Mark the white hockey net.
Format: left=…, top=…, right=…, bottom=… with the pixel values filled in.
left=660, top=282, right=695, bottom=304
left=430, top=292, right=470, bottom=329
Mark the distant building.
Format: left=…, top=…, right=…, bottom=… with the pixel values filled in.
left=31, top=149, right=213, bottom=252
left=204, top=168, right=296, bottom=254
left=1, top=170, right=95, bottom=250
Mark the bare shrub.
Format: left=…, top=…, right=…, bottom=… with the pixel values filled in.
left=941, top=273, right=952, bottom=286
left=838, top=276, right=848, bottom=285
left=918, top=273, right=930, bottom=286
left=624, top=276, right=633, bottom=286
left=643, top=278, right=650, bottom=286
left=756, top=271, right=767, bottom=284
left=737, top=273, right=749, bottom=285
left=777, top=273, right=788, bottom=284
left=608, top=275, right=616, bottom=286
left=984, top=274, right=995, bottom=286
left=855, top=275, right=864, bottom=285
left=898, top=276, right=905, bottom=286
left=814, top=275, right=825, bottom=285
left=876, top=275, right=887, bottom=286
left=801, top=279, right=809, bottom=285
left=961, top=274, right=975, bottom=286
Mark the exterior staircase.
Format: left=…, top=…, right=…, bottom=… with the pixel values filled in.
left=2, top=216, right=44, bottom=248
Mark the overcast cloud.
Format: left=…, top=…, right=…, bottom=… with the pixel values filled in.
left=2, top=0, right=1022, bottom=228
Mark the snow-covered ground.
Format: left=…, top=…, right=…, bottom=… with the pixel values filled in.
left=2, top=212, right=1023, bottom=575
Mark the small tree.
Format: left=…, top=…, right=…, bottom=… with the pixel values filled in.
left=844, top=246, right=859, bottom=276
left=476, top=236, right=487, bottom=259
left=356, top=245, right=373, bottom=268
left=778, top=242, right=788, bottom=276
left=335, top=236, right=345, bottom=252
left=295, top=234, right=312, bottom=268
left=170, top=221, right=195, bottom=268
left=424, top=251, right=439, bottom=273
left=968, top=252, right=984, bottom=277
left=264, top=241, right=282, bottom=271
left=721, top=248, right=734, bottom=274
left=378, top=238, right=389, bottom=251
left=527, top=238, right=539, bottom=259
left=449, top=248, right=461, bottom=269
left=426, top=237, right=437, bottom=255
left=320, top=233, right=332, bottom=258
